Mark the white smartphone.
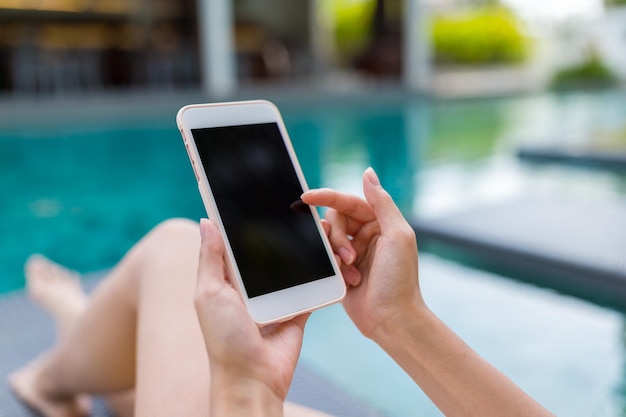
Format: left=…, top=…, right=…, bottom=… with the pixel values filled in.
left=176, top=100, right=346, bottom=325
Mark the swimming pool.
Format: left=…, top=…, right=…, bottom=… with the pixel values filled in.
left=1, top=90, right=626, bottom=416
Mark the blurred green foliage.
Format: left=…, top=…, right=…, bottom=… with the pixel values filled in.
left=324, top=0, right=376, bottom=60
left=551, top=53, right=617, bottom=90
left=432, top=7, right=528, bottom=66
left=605, top=0, right=626, bottom=6
left=326, top=1, right=529, bottom=67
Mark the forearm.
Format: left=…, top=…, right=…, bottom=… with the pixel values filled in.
left=210, top=368, right=284, bottom=417
left=373, top=303, right=554, bottom=417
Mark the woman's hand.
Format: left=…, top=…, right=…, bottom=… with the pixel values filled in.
left=302, top=168, right=425, bottom=339
left=306, top=170, right=555, bottom=417
left=194, top=219, right=309, bottom=416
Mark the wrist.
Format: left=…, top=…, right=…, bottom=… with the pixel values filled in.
left=370, top=297, right=433, bottom=353
left=210, top=367, right=284, bottom=417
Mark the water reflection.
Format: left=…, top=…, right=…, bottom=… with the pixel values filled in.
left=286, top=101, right=427, bottom=213
left=360, top=106, right=416, bottom=212
left=285, top=97, right=509, bottom=215
left=286, top=119, right=324, bottom=189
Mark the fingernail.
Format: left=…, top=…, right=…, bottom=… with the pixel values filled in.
left=338, top=247, right=354, bottom=265
left=366, top=167, right=380, bottom=186
left=199, top=218, right=210, bottom=240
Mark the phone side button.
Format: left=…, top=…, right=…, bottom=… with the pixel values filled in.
left=191, top=162, right=201, bottom=182
left=183, top=141, right=197, bottom=168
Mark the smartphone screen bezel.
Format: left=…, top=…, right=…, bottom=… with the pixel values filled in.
left=176, top=100, right=346, bottom=324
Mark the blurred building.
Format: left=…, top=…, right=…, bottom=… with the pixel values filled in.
left=0, top=0, right=326, bottom=95
left=0, top=0, right=435, bottom=96
left=594, top=5, right=626, bottom=82
left=2, top=0, right=620, bottom=98
left=0, top=0, right=199, bottom=94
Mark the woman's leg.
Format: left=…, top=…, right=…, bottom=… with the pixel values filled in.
left=11, top=254, right=136, bottom=417
left=10, top=218, right=332, bottom=417
left=10, top=219, right=209, bottom=416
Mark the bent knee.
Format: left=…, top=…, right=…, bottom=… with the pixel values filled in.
left=152, top=218, right=199, bottom=237
left=140, top=218, right=200, bottom=262
left=136, top=218, right=201, bottom=289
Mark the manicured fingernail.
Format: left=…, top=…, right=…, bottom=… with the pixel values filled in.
left=338, top=247, right=354, bottom=265
left=366, top=167, right=380, bottom=186
left=199, top=218, right=210, bottom=240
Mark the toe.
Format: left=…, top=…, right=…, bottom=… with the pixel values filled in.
left=25, top=254, right=48, bottom=272
left=76, top=395, right=92, bottom=416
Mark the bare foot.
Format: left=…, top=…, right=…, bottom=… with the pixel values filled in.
left=8, top=255, right=92, bottom=417
left=24, top=254, right=88, bottom=335
left=9, top=355, right=90, bottom=417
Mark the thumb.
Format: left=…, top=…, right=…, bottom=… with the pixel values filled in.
left=196, top=218, right=227, bottom=297
left=362, top=168, right=406, bottom=233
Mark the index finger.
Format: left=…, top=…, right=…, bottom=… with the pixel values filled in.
left=302, top=189, right=376, bottom=223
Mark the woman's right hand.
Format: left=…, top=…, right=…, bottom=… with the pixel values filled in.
left=302, top=168, right=426, bottom=339
left=307, top=169, right=556, bottom=417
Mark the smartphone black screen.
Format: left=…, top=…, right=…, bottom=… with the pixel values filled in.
left=191, top=123, right=335, bottom=298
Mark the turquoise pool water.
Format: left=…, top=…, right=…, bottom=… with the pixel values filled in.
left=1, top=90, right=626, bottom=416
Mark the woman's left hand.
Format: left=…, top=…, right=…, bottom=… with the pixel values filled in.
left=194, top=219, right=309, bottom=416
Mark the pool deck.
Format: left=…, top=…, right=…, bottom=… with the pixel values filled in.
left=0, top=86, right=424, bottom=130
